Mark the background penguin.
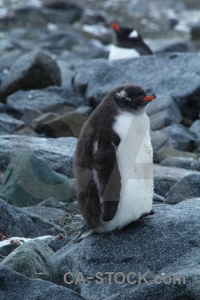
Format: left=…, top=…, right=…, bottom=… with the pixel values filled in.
left=109, top=22, right=153, bottom=60
left=74, top=84, right=156, bottom=234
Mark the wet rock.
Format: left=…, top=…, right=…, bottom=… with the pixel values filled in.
left=162, top=124, right=197, bottom=151
left=146, top=94, right=181, bottom=130
left=35, top=108, right=88, bottom=137
left=0, top=135, right=77, bottom=176
left=7, top=87, right=86, bottom=115
left=0, top=240, right=54, bottom=278
left=0, top=152, right=72, bottom=207
left=0, top=198, right=64, bottom=238
left=50, top=198, right=200, bottom=300
left=0, top=50, right=61, bottom=102
left=165, top=174, right=200, bottom=204
left=161, top=157, right=200, bottom=171
left=0, top=113, right=24, bottom=135
left=153, top=164, right=200, bottom=197
left=73, top=53, right=200, bottom=108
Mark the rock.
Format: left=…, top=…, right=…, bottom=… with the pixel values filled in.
left=150, top=130, right=173, bottom=163
left=35, top=108, right=88, bottom=137
left=153, top=164, right=200, bottom=197
left=31, top=112, right=59, bottom=130
left=23, top=206, right=67, bottom=221
left=0, top=198, right=64, bottom=238
left=57, top=60, right=75, bottom=89
left=146, top=94, right=181, bottom=130
left=0, top=49, right=24, bottom=69
left=0, top=50, right=61, bottom=102
left=162, top=124, right=197, bottom=151
left=38, top=198, right=66, bottom=209
left=147, top=38, right=192, bottom=53
left=190, top=120, right=200, bottom=148
left=157, top=147, right=199, bottom=162
left=0, top=240, right=54, bottom=278
left=50, top=198, right=200, bottom=300
left=0, top=102, right=22, bottom=119
left=0, top=244, right=19, bottom=257
left=0, top=152, right=72, bottom=207
left=0, top=135, right=77, bottom=176
left=0, top=267, right=84, bottom=300
left=72, top=53, right=200, bottom=108
left=161, top=157, right=200, bottom=171
left=7, top=87, right=86, bottom=115
left=0, top=113, right=24, bottom=135
left=191, top=23, right=200, bottom=40
left=47, top=235, right=71, bottom=252
left=165, top=174, right=200, bottom=204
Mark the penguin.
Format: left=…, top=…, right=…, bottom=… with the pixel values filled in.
left=109, top=22, right=153, bottom=60
left=74, top=84, right=156, bottom=234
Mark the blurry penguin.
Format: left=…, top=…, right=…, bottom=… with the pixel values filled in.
left=109, top=22, right=152, bottom=60
left=74, top=84, right=156, bottom=239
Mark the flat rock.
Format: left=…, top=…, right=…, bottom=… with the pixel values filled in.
left=23, top=206, right=67, bottom=220
left=0, top=50, right=61, bottom=102
left=165, top=174, right=200, bottom=204
left=0, top=267, right=84, bottom=300
left=0, top=240, right=54, bottom=278
left=50, top=199, right=200, bottom=300
left=73, top=53, right=200, bottom=108
left=157, top=147, right=199, bottom=162
left=161, top=156, right=200, bottom=171
left=0, top=135, right=77, bottom=176
left=0, top=198, right=65, bottom=238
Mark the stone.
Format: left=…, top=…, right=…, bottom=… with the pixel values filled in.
left=0, top=135, right=77, bottom=176
left=146, top=94, right=181, bottom=130
left=0, top=113, right=24, bottom=135
left=0, top=267, right=84, bottom=300
left=157, top=147, right=199, bottom=162
left=35, top=109, right=88, bottom=137
left=38, top=198, right=66, bottom=208
left=161, top=157, right=200, bottom=171
left=47, top=235, right=71, bottom=252
left=0, top=244, right=19, bottom=257
left=7, top=87, right=86, bottom=115
left=0, top=102, right=22, bottom=119
left=0, top=49, right=24, bottom=70
left=72, top=53, right=200, bottom=108
left=153, top=164, right=200, bottom=197
left=150, top=130, right=173, bottom=163
left=147, top=38, right=192, bottom=53
left=0, top=152, right=72, bottom=207
left=0, top=198, right=65, bottom=238
left=50, top=198, right=200, bottom=300
left=191, top=23, right=200, bottom=40
left=31, top=112, right=59, bottom=130
left=0, top=50, right=61, bottom=102
left=190, top=119, right=200, bottom=136
left=162, top=124, right=197, bottom=151
left=165, top=174, right=200, bottom=204
left=22, top=206, right=67, bottom=221
left=0, top=240, right=54, bottom=278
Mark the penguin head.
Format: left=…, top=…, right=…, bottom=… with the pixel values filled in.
left=111, top=22, right=141, bottom=47
left=114, top=85, right=156, bottom=112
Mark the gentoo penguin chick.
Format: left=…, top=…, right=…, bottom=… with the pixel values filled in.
left=74, top=85, right=156, bottom=233
left=109, top=22, right=152, bottom=60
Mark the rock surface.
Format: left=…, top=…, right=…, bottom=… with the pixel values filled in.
left=50, top=199, right=200, bottom=300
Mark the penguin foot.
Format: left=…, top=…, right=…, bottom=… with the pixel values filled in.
left=139, top=210, right=155, bottom=219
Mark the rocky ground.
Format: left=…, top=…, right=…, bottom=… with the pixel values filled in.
left=0, top=0, right=200, bottom=299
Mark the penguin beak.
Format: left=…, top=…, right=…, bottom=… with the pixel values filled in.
left=142, top=94, right=156, bottom=101
left=111, top=22, right=121, bottom=32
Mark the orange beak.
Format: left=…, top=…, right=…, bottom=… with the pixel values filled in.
left=111, top=22, right=121, bottom=32
left=142, top=94, right=156, bottom=101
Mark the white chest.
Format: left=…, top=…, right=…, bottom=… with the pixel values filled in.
left=108, top=45, right=140, bottom=60
left=99, top=111, right=153, bottom=232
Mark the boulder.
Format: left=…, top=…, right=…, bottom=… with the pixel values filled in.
left=161, top=157, right=200, bottom=171
left=0, top=50, right=61, bottom=101
left=165, top=174, right=200, bottom=204
left=0, top=267, right=84, bottom=300
left=50, top=199, right=200, bottom=300
left=0, top=113, right=24, bottom=135
left=156, top=147, right=199, bottom=162
left=0, top=152, right=72, bottom=207
left=0, top=198, right=64, bottom=238
left=0, top=135, right=77, bottom=176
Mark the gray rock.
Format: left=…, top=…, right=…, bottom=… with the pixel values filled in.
left=23, top=206, right=67, bottom=221
left=157, top=147, right=199, bottom=162
left=72, top=53, right=200, bottom=108
left=7, top=86, right=86, bottom=115
left=0, top=198, right=64, bottom=238
left=162, top=124, right=197, bottom=151
left=0, top=135, right=77, bottom=176
left=165, top=174, right=200, bottom=204
left=50, top=199, right=200, bottom=300
left=146, top=94, right=181, bottom=130
left=191, top=23, right=200, bottom=40
left=0, top=113, right=24, bottom=135
left=161, top=157, right=200, bottom=171
left=147, top=38, right=192, bottom=53
left=47, top=235, right=71, bottom=252
left=0, top=267, right=84, bottom=300
left=0, top=49, right=24, bottom=69
left=150, top=130, right=173, bottom=163
left=190, top=120, right=200, bottom=136
left=0, top=240, right=54, bottom=278
left=38, top=198, right=66, bottom=208
left=0, top=50, right=61, bottom=101
left=0, top=152, right=72, bottom=207
left=153, top=164, right=200, bottom=197
left=0, top=244, right=19, bottom=257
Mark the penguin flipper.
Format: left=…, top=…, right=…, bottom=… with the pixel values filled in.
left=94, top=131, right=121, bottom=222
